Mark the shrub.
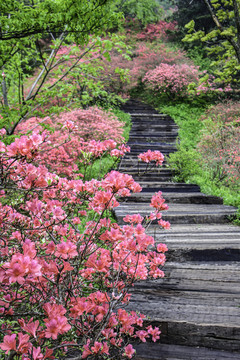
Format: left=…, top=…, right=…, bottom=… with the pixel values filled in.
left=197, top=101, right=240, bottom=189
left=16, top=107, right=125, bottom=178
left=136, top=21, right=178, bottom=42
left=160, top=102, right=240, bottom=210
left=0, top=130, right=169, bottom=360
left=143, top=63, right=200, bottom=99
left=101, top=41, right=190, bottom=96
left=167, top=148, right=202, bottom=182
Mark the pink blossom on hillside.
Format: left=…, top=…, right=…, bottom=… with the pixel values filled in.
left=150, top=191, right=169, bottom=211
left=124, top=344, right=135, bottom=358
left=197, top=102, right=240, bottom=189
left=143, top=63, right=199, bottom=98
left=99, top=42, right=188, bottom=94
left=147, top=325, right=161, bottom=342
left=0, top=334, right=17, bottom=354
left=16, top=107, right=124, bottom=177
left=136, top=21, right=178, bottom=41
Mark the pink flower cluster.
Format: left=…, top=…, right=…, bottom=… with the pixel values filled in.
left=143, top=63, right=200, bottom=98
left=198, top=103, right=240, bottom=189
left=150, top=191, right=170, bottom=230
left=136, top=21, right=178, bottom=41
left=99, top=42, right=187, bottom=94
left=16, top=107, right=125, bottom=177
left=194, top=73, right=232, bottom=97
left=0, top=130, right=169, bottom=359
left=138, top=150, right=164, bottom=166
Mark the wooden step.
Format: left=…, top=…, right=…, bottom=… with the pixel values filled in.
left=114, top=203, right=237, bottom=224
left=148, top=223, right=240, bottom=261
left=130, top=113, right=172, bottom=118
left=131, top=125, right=178, bottom=131
left=131, top=120, right=176, bottom=126
left=127, top=261, right=240, bottom=352
left=121, top=191, right=223, bottom=204
left=127, top=150, right=177, bottom=156
left=128, top=137, right=177, bottom=144
left=137, top=182, right=200, bottom=191
left=124, top=109, right=161, bottom=114
left=127, top=144, right=177, bottom=151
left=134, top=343, right=240, bottom=359
left=117, top=161, right=169, bottom=169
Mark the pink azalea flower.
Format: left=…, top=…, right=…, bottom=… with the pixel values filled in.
left=0, top=333, right=17, bottom=354
left=147, top=325, right=161, bottom=342
left=157, top=243, right=168, bottom=253
left=158, top=219, right=171, bottom=229
left=18, top=318, right=40, bottom=338
left=124, top=344, right=135, bottom=358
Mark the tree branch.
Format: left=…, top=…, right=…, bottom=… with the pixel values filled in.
left=233, top=0, right=240, bottom=50
left=26, top=31, right=66, bottom=101
left=202, top=0, right=240, bottom=63
left=1, top=75, right=9, bottom=108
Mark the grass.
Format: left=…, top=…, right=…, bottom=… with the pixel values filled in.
left=159, top=101, right=240, bottom=218
left=159, top=102, right=206, bottom=148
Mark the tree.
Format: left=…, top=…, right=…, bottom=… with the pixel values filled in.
left=0, top=0, right=117, bottom=42
left=0, top=0, right=126, bottom=136
left=115, top=0, right=163, bottom=26
left=183, top=0, right=240, bottom=83
left=173, top=0, right=214, bottom=33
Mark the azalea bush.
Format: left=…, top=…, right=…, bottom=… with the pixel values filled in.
left=187, top=73, right=232, bottom=100
left=0, top=128, right=169, bottom=360
left=0, top=34, right=128, bottom=135
left=16, top=107, right=126, bottom=178
left=160, top=102, right=240, bottom=212
left=142, top=63, right=232, bottom=100
left=197, top=101, right=240, bottom=189
left=136, top=21, right=178, bottom=42
left=143, top=63, right=200, bottom=99
left=99, top=42, right=188, bottom=96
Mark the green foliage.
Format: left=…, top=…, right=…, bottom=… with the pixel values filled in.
left=186, top=46, right=213, bottom=72
left=0, top=0, right=118, bottom=43
left=167, top=147, right=201, bottom=182
left=111, top=108, right=132, bottom=142
left=78, top=153, right=118, bottom=181
left=173, top=0, right=214, bottom=33
left=0, top=0, right=127, bottom=136
left=159, top=101, right=240, bottom=211
left=197, top=101, right=240, bottom=190
left=0, top=33, right=130, bottom=134
left=115, top=0, right=163, bottom=26
left=182, top=0, right=240, bottom=84
left=191, top=171, right=240, bottom=209
left=160, top=103, right=206, bottom=148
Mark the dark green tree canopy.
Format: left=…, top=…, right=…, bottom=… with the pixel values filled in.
left=183, top=0, right=240, bottom=83
left=115, top=0, right=163, bottom=26
left=0, top=0, right=118, bottom=41
left=0, top=0, right=123, bottom=135
left=174, top=0, right=215, bottom=32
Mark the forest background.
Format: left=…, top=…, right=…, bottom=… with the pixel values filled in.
left=0, top=0, right=239, bottom=359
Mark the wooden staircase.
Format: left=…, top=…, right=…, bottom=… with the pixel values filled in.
left=114, top=99, right=240, bottom=359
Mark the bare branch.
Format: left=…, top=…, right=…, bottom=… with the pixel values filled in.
left=233, top=0, right=240, bottom=49
left=1, top=74, right=9, bottom=108
left=26, top=32, right=66, bottom=100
